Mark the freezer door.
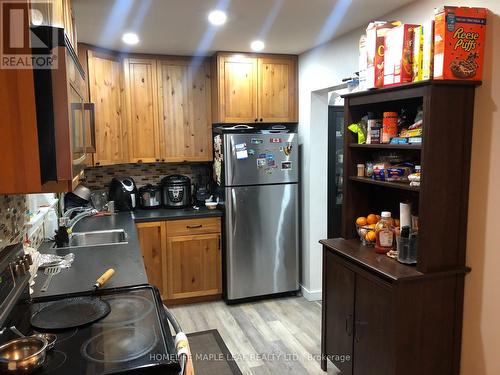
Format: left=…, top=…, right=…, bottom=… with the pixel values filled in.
left=225, top=184, right=299, bottom=300
left=224, top=132, right=298, bottom=186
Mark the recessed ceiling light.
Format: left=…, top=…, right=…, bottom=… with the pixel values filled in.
left=122, top=32, right=139, bottom=45
left=208, top=10, right=227, bottom=26
left=251, top=40, right=265, bottom=52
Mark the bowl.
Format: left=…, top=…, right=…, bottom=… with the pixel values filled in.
left=356, top=224, right=376, bottom=246
left=205, top=202, right=218, bottom=210
left=0, top=336, right=48, bottom=374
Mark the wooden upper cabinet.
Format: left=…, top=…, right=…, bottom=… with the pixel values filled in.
left=212, top=53, right=297, bottom=124
left=87, top=50, right=127, bottom=165
left=213, top=55, right=258, bottom=123
left=123, top=58, right=161, bottom=163
left=157, top=59, right=212, bottom=162
left=258, top=57, right=297, bottom=123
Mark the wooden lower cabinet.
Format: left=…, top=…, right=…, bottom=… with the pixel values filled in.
left=166, top=234, right=221, bottom=300
left=322, top=247, right=466, bottom=375
left=136, top=218, right=222, bottom=304
left=136, top=222, right=167, bottom=298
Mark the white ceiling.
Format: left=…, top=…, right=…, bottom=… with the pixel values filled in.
left=73, top=0, right=415, bottom=56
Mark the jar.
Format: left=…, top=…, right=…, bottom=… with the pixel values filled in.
left=382, top=112, right=398, bottom=143
left=375, top=211, right=395, bottom=253
left=357, top=164, right=365, bottom=177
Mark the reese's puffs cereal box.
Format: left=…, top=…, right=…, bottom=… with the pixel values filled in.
left=433, top=6, right=487, bottom=81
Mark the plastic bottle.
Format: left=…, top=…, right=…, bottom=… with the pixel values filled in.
left=375, top=211, right=395, bottom=253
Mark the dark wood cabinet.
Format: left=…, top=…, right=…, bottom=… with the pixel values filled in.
left=321, top=81, right=478, bottom=375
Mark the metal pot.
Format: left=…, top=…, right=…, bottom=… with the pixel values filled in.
left=161, top=175, right=191, bottom=208
left=0, top=336, right=48, bottom=374
left=138, top=184, right=162, bottom=209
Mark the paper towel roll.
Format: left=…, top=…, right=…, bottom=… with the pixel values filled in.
left=400, top=202, right=412, bottom=228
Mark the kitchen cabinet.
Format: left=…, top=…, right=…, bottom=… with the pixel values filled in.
left=211, top=53, right=297, bottom=124
left=136, top=217, right=222, bottom=304
left=166, top=233, right=221, bottom=300
left=157, top=59, right=212, bottom=162
left=123, top=58, right=161, bottom=163
left=136, top=222, right=167, bottom=299
left=87, top=49, right=128, bottom=165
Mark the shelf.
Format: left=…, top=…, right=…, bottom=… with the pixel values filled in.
left=349, top=143, right=421, bottom=150
left=349, top=176, right=419, bottom=192
left=320, top=238, right=424, bottom=282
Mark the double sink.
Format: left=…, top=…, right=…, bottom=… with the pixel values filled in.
left=65, top=229, right=128, bottom=248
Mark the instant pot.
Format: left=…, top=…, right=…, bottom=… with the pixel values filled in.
left=161, top=175, right=191, bottom=208
left=138, top=184, right=162, bottom=209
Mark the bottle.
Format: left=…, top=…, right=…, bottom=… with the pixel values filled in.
left=375, top=211, right=395, bottom=253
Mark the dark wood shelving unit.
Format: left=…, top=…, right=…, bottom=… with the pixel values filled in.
left=348, top=176, right=420, bottom=192
left=349, top=142, right=422, bottom=150
left=321, top=81, right=478, bottom=375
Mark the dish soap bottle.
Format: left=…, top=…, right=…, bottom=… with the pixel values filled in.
left=375, top=211, right=395, bottom=254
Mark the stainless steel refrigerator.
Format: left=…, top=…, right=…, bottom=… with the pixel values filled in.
left=213, top=125, right=299, bottom=302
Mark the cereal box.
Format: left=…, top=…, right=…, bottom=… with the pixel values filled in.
left=422, top=20, right=434, bottom=80
left=413, top=26, right=423, bottom=82
left=366, top=21, right=401, bottom=88
left=383, top=24, right=420, bottom=87
left=433, top=6, right=487, bottom=80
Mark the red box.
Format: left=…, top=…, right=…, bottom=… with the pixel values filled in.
left=366, top=21, right=400, bottom=88
left=434, top=6, right=487, bottom=81
left=383, top=24, right=419, bottom=86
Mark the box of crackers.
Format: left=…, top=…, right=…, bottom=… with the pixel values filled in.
left=433, top=6, right=487, bottom=81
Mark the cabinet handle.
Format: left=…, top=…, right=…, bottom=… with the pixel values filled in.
left=354, top=320, right=368, bottom=343
left=260, top=118, right=263, bottom=122
left=186, top=224, right=202, bottom=229
left=254, top=118, right=258, bottom=122
left=345, top=314, right=353, bottom=337
left=156, top=159, right=160, bottom=162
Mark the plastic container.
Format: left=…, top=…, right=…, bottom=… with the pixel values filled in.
left=375, top=211, right=395, bottom=253
left=397, top=233, right=418, bottom=264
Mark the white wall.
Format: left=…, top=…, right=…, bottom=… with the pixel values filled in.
left=298, top=0, right=500, bottom=373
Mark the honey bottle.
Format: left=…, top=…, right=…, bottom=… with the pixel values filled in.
left=375, top=211, right=395, bottom=254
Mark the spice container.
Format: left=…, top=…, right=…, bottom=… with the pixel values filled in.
left=357, top=164, right=365, bottom=177
left=382, top=112, right=398, bottom=143
left=375, top=211, right=395, bottom=253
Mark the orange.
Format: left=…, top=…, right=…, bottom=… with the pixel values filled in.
left=394, top=219, right=400, bottom=227
left=367, top=214, right=378, bottom=225
left=356, top=217, right=367, bottom=226
left=365, top=231, right=376, bottom=242
left=368, top=223, right=376, bottom=229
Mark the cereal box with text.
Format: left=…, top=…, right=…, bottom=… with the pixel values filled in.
left=433, top=6, right=487, bottom=80
left=384, top=24, right=419, bottom=86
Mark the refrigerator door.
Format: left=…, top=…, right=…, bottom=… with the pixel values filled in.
left=225, top=183, right=299, bottom=300
left=224, top=132, right=298, bottom=186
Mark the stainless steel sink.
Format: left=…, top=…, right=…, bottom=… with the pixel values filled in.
left=68, top=229, right=128, bottom=248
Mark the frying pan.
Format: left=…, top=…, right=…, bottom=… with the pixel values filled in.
left=30, top=269, right=115, bottom=331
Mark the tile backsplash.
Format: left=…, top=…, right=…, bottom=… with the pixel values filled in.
left=84, top=162, right=213, bottom=190
left=0, top=194, right=27, bottom=250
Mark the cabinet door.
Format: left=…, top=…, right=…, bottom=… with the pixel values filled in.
left=124, top=58, right=161, bottom=163
left=157, top=60, right=212, bottom=162
left=353, top=275, right=393, bottom=375
left=322, top=251, right=355, bottom=374
left=217, top=56, right=258, bottom=123
left=166, top=234, right=221, bottom=300
left=87, top=50, right=127, bottom=165
left=136, top=222, right=167, bottom=298
left=257, top=57, right=297, bottom=123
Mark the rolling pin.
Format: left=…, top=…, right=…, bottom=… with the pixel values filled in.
left=93, top=268, right=115, bottom=291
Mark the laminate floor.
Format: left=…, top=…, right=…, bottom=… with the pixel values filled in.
left=170, top=296, right=341, bottom=375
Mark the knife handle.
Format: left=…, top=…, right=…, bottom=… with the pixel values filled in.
left=94, top=268, right=115, bottom=289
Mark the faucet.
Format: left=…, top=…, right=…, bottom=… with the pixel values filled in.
left=63, top=207, right=98, bottom=231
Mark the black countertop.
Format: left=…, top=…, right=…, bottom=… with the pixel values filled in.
left=32, top=207, right=223, bottom=299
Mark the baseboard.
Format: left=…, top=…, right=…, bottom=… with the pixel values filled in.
left=300, top=285, right=322, bottom=301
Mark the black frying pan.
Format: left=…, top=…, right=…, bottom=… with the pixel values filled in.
left=31, top=269, right=115, bottom=330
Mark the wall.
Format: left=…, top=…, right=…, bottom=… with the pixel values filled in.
left=85, top=163, right=212, bottom=190
left=0, top=195, right=27, bottom=250
left=298, top=0, right=500, bottom=373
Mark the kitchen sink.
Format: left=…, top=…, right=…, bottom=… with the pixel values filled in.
left=68, top=229, right=128, bottom=248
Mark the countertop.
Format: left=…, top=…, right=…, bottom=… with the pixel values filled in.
left=32, top=207, right=223, bottom=299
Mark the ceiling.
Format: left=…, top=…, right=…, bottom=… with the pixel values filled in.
left=73, top=0, right=415, bottom=56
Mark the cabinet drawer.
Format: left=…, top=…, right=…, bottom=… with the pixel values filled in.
left=166, top=218, right=221, bottom=236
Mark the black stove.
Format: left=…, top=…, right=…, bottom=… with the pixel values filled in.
left=0, top=244, right=180, bottom=375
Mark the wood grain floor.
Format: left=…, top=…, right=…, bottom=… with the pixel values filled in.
left=170, top=296, right=340, bottom=375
